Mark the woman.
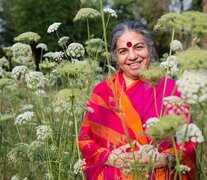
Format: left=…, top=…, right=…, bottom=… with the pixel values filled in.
left=78, top=21, right=196, bottom=179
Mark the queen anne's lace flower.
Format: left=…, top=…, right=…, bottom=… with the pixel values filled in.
left=175, top=123, right=204, bottom=145
left=66, top=43, right=85, bottom=58
left=47, top=22, right=61, bottom=33
left=143, top=117, right=160, bottom=129
left=160, top=55, right=179, bottom=76
left=138, top=144, right=158, bottom=156
left=103, top=8, right=117, bottom=18
left=58, top=36, right=69, bottom=46
left=170, top=40, right=183, bottom=52
left=0, top=67, right=4, bottom=77
left=73, top=8, right=100, bottom=22
left=36, top=125, right=52, bottom=141
left=176, top=70, right=207, bottom=104
left=52, top=51, right=64, bottom=62
left=11, top=174, right=20, bottom=180
left=36, top=43, right=48, bottom=51
left=0, top=56, right=9, bottom=69
left=163, top=96, right=189, bottom=115
left=73, top=159, right=86, bottom=174
left=14, top=32, right=41, bottom=43
left=25, top=71, right=46, bottom=89
left=15, top=111, right=34, bottom=125
left=179, top=165, right=191, bottom=174
left=11, top=66, right=28, bottom=81
left=11, top=43, right=33, bottom=65
left=43, top=52, right=54, bottom=59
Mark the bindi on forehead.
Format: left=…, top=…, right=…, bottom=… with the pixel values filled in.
left=126, top=41, right=132, bottom=48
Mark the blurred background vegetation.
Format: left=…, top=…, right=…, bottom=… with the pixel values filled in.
left=0, top=0, right=207, bottom=58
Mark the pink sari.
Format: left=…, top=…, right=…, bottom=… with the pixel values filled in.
left=78, top=70, right=197, bottom=179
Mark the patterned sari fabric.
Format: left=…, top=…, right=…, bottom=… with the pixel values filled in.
left=78, top=70, right=197, bottom=180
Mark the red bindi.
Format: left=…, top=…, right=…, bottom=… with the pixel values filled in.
left=126, top=41, right=132, bottom=48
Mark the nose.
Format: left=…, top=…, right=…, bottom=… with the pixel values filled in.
left=128, top=49, right=137, bottom=61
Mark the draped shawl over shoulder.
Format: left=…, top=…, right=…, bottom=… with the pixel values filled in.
left=78, top=70, right=197, bottom=180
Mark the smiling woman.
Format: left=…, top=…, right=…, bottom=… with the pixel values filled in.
left=78, top=21, right=197, bottom=179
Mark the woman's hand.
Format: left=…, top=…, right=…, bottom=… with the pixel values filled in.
left=106, top=141, right=169, bottom=170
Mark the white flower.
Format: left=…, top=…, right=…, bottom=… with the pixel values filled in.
left=73, top=159, right=86, bottom=174
left=66, top=43, right=85, bottom=58
left=11, top=43, right=33, bottom=65
left=21, top=104, right=33, bottom=111
left=170, top=39, right=183, bottom=52
left=47, top=22, right=61, bottom=33
left=36, top=43, right=48, bottom=51
left=175, top=123, right=204, bottom=145
left=103, top=8, right=117, bottom=18
left=15, top=111, right=34, bottom=125
left=43, top=52, right=54, bottom=59
left=52, top=51, right=64, bottom=62
left=25, top=71, right=46, bottom=89
left=179, top=164, right=191, bottom=174
left=176, top=70, right=207, bottom=104
left=11, top=66, right=28, bottom=81
left=143, top=117, right=160, bottom=129
left=160, top=55, right=179, bottom=76
left=0, top=67, right=4, bottom=77
left=11, top=174, right=20, bottom=180
left=58, top=36, right=69, bottom=46
left=36, top=125, right=52, bottom=141
left=0, top=56, right=9, bottom=68
left=35, top=89, right=47, bottom=96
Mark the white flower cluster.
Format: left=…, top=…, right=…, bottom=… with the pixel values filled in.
left=176, top=70, right=207, bottom=104
left=11, top=66, right=28, bottom=81
left=52, top=51, right=64, bottom=62
left=73, top=159, right=86, bottom=174
left=66, top=43, right=85, bottom=58
left=35, top=89, right=47, bottom=96
left=163, top=96, right=189, bottom=115
left=170, top=39, right=183, bottom=52
left=103, top=8, right=117, bottom=18
left=73, top=8, right=100, bottom=22
left=0, top=56, right=9, bottom=69
left=49, top=69, right=61, bottom=86
left=15, top=111, right=34, bottom=125
left=11, top=43, right=32, bottom=65
left=36, top=43, right=48, bottom=51
left=11, top=174, right=20, bottom=180
left=160, top=55, right=179, bottom=76
left=179, top=164, right=191, bottom=174
left=175, top=123, right=204, bottom=145
left=0, top=67, right=4, bottom=77
left=43, top=52, right=54, bottom=59
left=25, top=71, right=46, bottom=89
left=47, top=22, right=61, bottom=33
left=58, top=36, right=69, bottom=46
left=36, top=125, right=52, bottom=141
left=21, top=104, right=33, bottom=111
left=143, top=117, right=160, bottom=129
left=53, top=98, right=71, bottom=114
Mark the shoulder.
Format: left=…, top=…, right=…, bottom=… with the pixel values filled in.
left=92, top=80, right=110, bottom=95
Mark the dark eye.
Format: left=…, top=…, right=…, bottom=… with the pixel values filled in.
left=118, top=49, right=127, bottom=55
left=135, top=45, right=144, bottom=50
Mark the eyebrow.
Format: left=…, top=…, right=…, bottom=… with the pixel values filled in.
left=117, top=42, right=145, bottom=52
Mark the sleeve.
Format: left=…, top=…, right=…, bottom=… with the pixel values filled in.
left=78, top=108, right=110, bottom=179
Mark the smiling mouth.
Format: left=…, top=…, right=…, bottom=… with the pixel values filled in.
left=128, top=60, right=143, bottom=66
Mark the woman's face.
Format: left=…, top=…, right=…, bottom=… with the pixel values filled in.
left=115, top=30, right=150, bottom=80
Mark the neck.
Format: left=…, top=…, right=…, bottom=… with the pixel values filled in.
left=123, top=73, right=139, bottom=87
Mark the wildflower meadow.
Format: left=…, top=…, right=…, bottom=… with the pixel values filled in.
left=0, top=2, right=207, bottom=180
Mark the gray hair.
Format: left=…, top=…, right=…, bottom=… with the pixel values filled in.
left=109, top=21, right=158, bottom=62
